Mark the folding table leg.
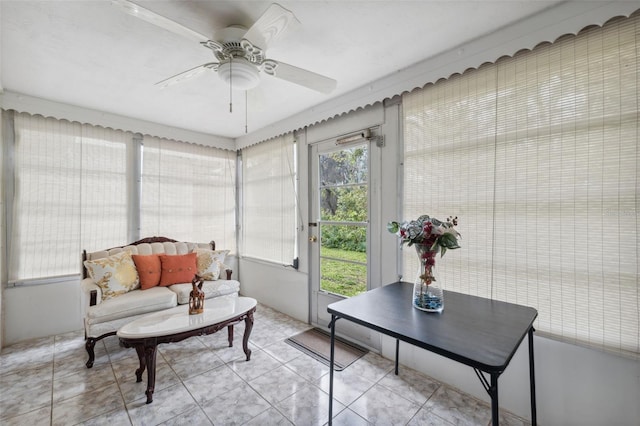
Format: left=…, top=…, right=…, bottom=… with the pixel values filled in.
left=529, top=328, right=537, bottom=425
left=490, top=374, right=499, bottom=426
left=328, top=315, right=337, bottom=426
left=474, top=368, right=500, bottom=426
left=395, top=338, right=400, bottom=375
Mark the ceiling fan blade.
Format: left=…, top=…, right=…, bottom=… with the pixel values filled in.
left=267, top=61, right=337, bottom=94
left=112, top=0, right=209, bottom=43
left=243, top=3, right=300, bottom=49
left=155, top=62, right=219, bottom=88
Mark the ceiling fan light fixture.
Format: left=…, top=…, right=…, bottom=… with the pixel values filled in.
left=218, top=58, right=260, bottom=90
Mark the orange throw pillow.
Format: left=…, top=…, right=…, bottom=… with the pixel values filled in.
left=159, top=253, right=197, bottom=286
left=132, top=254, right=162, bottom=290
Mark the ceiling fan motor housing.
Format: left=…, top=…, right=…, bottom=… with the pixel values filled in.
left=217, top=57, right=261, bottom=90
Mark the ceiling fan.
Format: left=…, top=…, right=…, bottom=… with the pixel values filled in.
left=112, top=0, right=337, bottom=94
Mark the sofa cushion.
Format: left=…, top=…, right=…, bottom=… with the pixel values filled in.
left=132, top=254, right=162, bottom=289
left=195, top=249, right=229, bottom=280
left=169, top=279, right=240, bottom=305
left=86, top=286, right=177, bottom=325
left=83, top=250, right=140, bottom=301
left=159, top=253, right=197, bottom=286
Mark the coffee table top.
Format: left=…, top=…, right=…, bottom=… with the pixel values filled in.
left=117, top=295, right=256, bottom=339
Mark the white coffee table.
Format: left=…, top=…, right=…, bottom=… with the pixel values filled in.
left=117, top=295, right=257, bottom=403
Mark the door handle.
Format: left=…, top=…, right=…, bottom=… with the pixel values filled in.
left=309, top=235, right=318, bottom=242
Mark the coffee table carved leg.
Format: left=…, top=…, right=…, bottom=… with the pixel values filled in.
left=243, top=310, right=254, bottom=361
left=228, top=325, right=234, bottom=347
left=144, top=344, right=157, bottom=404
left=134, top=345, right=146, bottom=382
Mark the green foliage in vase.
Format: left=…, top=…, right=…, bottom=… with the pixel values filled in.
left=387, top=215, right=461, bottom=257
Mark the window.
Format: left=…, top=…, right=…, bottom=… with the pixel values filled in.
left=9, top=113, right=129, bottom=281
left=140, top=136, right=236, bottom=251
left=5, top=112, right=237, bottom=283
left=241, top=134, right=296, bottom=264
left=402, top=14, right=638, bottom=357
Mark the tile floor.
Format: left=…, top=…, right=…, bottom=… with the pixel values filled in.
left=0, top=303, right=530, bottom=425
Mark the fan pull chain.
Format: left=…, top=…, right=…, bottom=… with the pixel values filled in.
left=229, top=57, right=233, bottom=113
left=245, top=91, right=248, bottom=134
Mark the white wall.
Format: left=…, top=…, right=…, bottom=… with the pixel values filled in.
left=239, top=258, right=308, bottom=323
left=3, top=279, right=82, bottom=344
left=382, top=334, right=640, bottom=425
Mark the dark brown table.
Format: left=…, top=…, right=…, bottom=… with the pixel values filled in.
left=327, top=281, right=538, bottom=425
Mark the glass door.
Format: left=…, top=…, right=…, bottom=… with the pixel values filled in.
left=309, top=138, right=369, bottom=329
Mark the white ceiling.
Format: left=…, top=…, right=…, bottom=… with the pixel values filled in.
left=2, top=0, right=564, bottom=139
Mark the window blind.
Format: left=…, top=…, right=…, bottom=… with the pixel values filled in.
left=241, top=134, right=296, bottom=264
left=402, top=14, right=638, bottom=357
left=9, top=113, right=129, bottom=281
left=80, top=124, right=130, bottom=252
left=140, top=136, right=236, bottom=251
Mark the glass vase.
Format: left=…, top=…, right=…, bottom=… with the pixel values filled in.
left=412, top=243, right=444, bottom=312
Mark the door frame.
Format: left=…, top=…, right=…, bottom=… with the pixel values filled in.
left=308, top=127, right=383, bottom=349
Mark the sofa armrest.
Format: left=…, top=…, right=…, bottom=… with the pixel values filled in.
left=81, top=278, right=102, bottom=306
left=219, top=264, right=232, bottom=280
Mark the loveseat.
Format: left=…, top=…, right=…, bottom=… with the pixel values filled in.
left=81, top=236, right=239, bottom=368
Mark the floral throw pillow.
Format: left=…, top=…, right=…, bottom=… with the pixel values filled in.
left=84, top=250, right=140, bottom=301
left=194, top=248, right=230, bottom=280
